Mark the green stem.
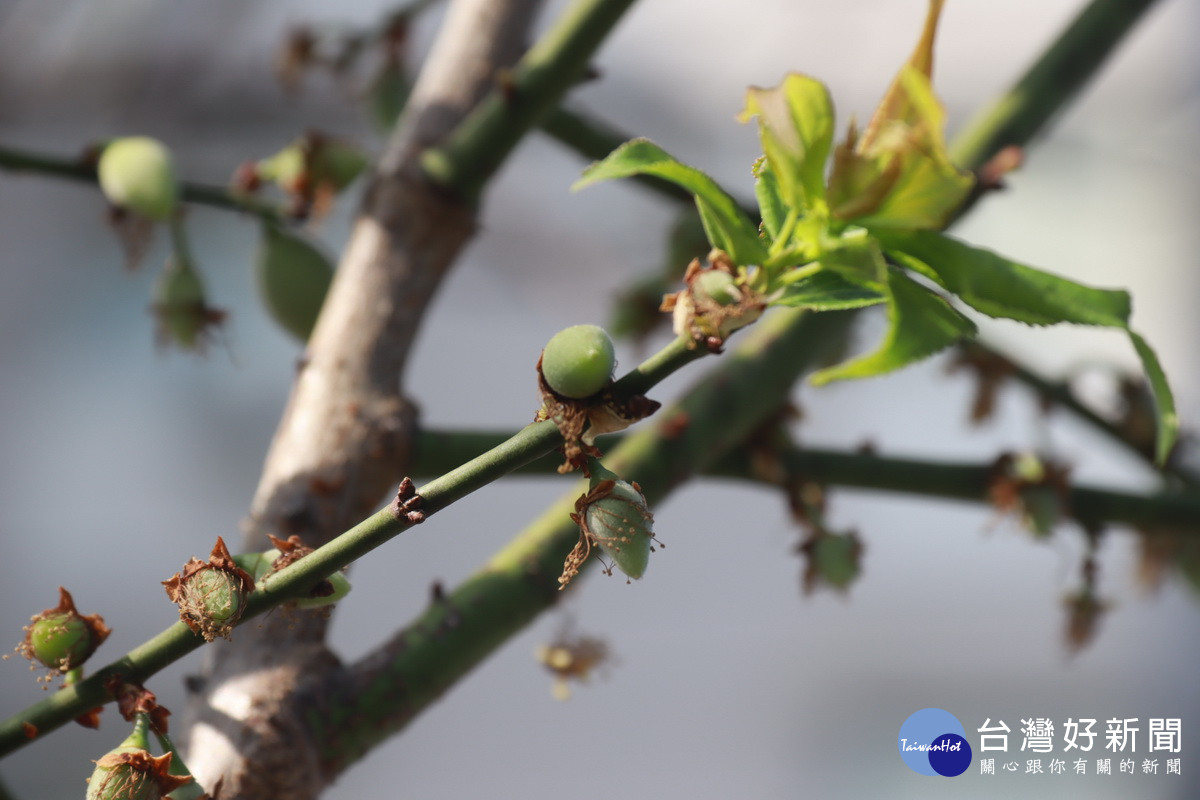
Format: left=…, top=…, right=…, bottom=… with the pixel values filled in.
left=712, top=446, right=1200, bottom=531
left=410, top=428, right=1200, bottom=530
left=420, top=0, right=640, bottom=201
left=318, top=308, right=855, bottom=770
left=536, top=2, right=1173, bottom=483
left=950, top=0, right=1162, bottom=171
left=0, top=143, right=290, bottom=223
left=310, top=0, right=1179, bottom=765
left=0, top=325, right=695, bottom=757
left=963, top=341, right=1199, bottom=488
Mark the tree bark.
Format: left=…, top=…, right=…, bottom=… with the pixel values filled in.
left=183, top=2, right=541, bottom=797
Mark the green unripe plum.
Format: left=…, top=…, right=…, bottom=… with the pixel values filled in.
left=694, top=269, right=740, bottom=306
left=97, top=136, right=179, bottom=221
left=186, top=569, right=246, bottom=623
left=153, top=260, right=208, bottom=350
left=809, top=533, right=860, bottom=590
left=27, top=612, right=94, bottom=671
left=541, top=324, right=616, bottom=399
left=255, top=224, right=334, bottom=342
left=587, top=480, right=654, bottom=580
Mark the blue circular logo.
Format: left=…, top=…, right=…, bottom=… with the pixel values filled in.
left=898, top=708, right=972, bottom=777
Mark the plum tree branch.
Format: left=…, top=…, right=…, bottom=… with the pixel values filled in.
left=0, top=143, right=290, bottom=222
left=307, top=0, right=1177, bottom=761
left=410, top=428, right=1200, bottom=530
left=319, top=308, right=855, bottom=768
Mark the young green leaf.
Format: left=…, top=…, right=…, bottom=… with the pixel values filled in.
left=810, top=267, right=975, bottom=384
left=740, top=73, right=835, bottom=214
left=814, top=227, right=887, bottom=287
left=828, top=68, right=972, bottom=229
left=1128, top=331, right=1179, bottom=466
left=879, top=229, right=1130, bottom=326
left=775, top=271, right=886, bottom=311
left=880, top=229, right=1178, bottom=464
left=574, top=138, right=766, bottom=265
left=752, top=157, right=787, bottom=245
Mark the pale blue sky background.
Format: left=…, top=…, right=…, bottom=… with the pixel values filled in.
left=0, top=1, right=1197, bottom=798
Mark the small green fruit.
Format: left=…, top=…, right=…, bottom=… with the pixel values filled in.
left=28, top=613, right=92, bottom=672
left=804, top=532, right=862, bottom=592
left=18, top=587, right=110, bottom=673
left=256, top=143, right=305, bottom=190
left=163, top=538, right=254, bottom=641
left=541, top=324, right=616, bottom=399
left=153, top=259, right=215, bottom=350
left=255, top=224, right=334, bottom=341
left=694, top=269, right=740, bottom=306
left=586, top=479, right=654, bottom=580
left=97, top=137, right=179, bottom=221
left=310, top=138, right=367, bottom=192
left=87, top=717, right=190, bottom=800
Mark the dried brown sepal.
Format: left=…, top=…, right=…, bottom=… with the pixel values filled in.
left=106, top=207, right=156, bottom=272
left=260, top=533, right=343, bottom=605
left=947, top=344, right=1016, bottom=424
left=66, top=670, right=104, bottom=729
left=1064, top=588, right=1107, bottom=654
left=275, top=26, right=317, bottom=92
left=74, top=707, right=103, bottom=729
left=108, top=679, right=171, bottom=734
left=88, top=749, right=192, bottom=800
left=1064, top=552, right=1106, bottom=653
left=986, top=452, right=1072, bottom=537
left=662, top=254, right=766, bottom=354
left=264, top=533, right=314, bottom=570
left=976, top=145, right=1024, bottom=193
left=17, top=587, right=112, bottom=677
left=1135, top=525, right=1200, bottom=594
left=162, top=537, right=255, bottom=641
left=536, top=359, right=660, bottom=473
left=535, top=633, right=611, bottom=701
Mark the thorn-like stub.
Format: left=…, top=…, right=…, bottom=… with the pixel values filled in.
left=390, top=476, right=426, bottom=524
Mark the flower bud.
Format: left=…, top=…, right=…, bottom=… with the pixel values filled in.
left=18, top=587, right=110, bottom=674
left=163, top=538, right=254, bottom=641
left=254, top=223, right=333, bottom=341
left=97, top=137, right=179, bottom=222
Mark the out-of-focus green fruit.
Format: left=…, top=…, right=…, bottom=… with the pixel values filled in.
left=541, top=324, right=616, bottom=399
left=97, top=137, right=179, bottom=221
left=153, top=259, right=211, bottom=350
left=255, top=224, right=334, bottom=341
